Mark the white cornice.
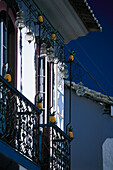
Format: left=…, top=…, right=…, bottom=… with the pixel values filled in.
left=35, top=0, right=89, bottom=44
left=65, top=81, right=113, bottom=105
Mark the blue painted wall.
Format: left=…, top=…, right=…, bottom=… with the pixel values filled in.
left=64, top=88, right=104, bottom=170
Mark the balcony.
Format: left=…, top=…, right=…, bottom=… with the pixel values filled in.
left=0, top=75, right=41, bottom=169
left=35, top=124, right=72, bottom=169
left=0, top=75, right=72, bottom=169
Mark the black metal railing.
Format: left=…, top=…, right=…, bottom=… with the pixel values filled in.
left=0, top=75, right=41, bottom=164
left=35, top=124, right=72, bottom=169
left=0, top=75, right=72, bottom=169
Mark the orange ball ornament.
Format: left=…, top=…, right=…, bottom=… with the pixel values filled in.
left=4, top=74, right=11, bottom=82
left=68, top=131, right=73, bottom=138
left=68, top=126, right=73, bottom=138
left=49, top=111, right=56, bottom=123
left=69, top=55, right=74, bottom=62
left=37, top=103, right=43, bottom=110
left=36, top=97, right=43, bottom=110
left=51, top=33, right=56, bottom=41
left=50, top=116, right=56, bottom=123
left=38, top=15, right=43, bottom=23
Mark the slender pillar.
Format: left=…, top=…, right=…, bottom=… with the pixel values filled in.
left=66, top=61, right=72, bottom=134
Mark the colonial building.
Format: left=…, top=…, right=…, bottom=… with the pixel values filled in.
left=65, top=81, right=113, bottom=170
left=0, top=0, right=101, bottom=169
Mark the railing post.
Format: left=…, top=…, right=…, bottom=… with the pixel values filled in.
left=66, top=61, right=72, bottom=134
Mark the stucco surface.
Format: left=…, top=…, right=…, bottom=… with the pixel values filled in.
left=64, top=88, right=105, bottom=170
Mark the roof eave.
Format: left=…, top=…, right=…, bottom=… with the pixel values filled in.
left=69, top=0, right=102, bottom=33
left=65, top=81, right=113, bottom=105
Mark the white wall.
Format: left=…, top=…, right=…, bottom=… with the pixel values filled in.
left=103, top=138, right=113, bottom=170
left=17, top=28, right=35, bottom=103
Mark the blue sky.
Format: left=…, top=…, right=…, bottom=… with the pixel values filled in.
left=66, top=0, right=113, bottom=97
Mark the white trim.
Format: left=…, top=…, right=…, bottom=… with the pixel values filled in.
left=35, top=0, right=88, bottom=43
left=0, top=21, right=3, bottom=75
left=51, top=63, right=53, bottom=113
left=45, top=56, right=47, bottom=124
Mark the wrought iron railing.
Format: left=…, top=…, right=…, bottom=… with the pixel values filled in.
left=35, top=124, right=72, bottom=169
left=0, top=75, right=72, bottom=169
left=0, top=75, right=41, bottom=164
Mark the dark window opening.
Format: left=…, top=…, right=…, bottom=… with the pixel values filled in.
left=0, top=10, right=16, bottom=86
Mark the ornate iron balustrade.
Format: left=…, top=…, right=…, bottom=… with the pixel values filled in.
left=0, top=75, right=41, bottom=164
left=35, top=124, right=72, bottom=169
